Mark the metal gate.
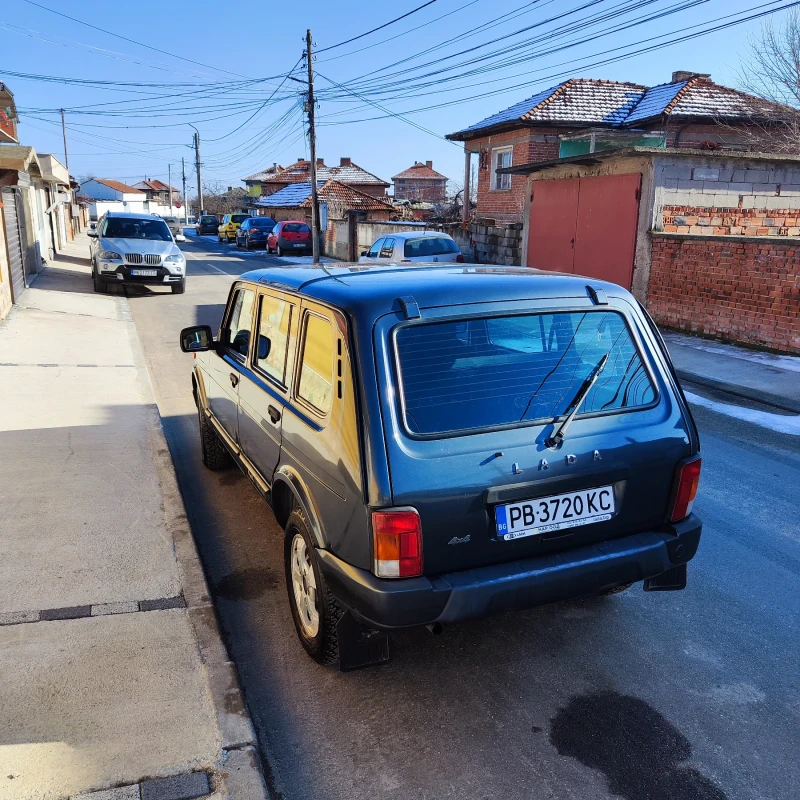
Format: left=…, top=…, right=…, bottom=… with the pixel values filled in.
left=1, top=188, right=25, bottom=301
left=527, top=174, right=642, bottom=289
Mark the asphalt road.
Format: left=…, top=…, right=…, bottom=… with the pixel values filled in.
left=126, top=231, right=800, bottom=800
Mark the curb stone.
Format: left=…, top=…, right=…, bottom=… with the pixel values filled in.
left=124, top=301, right=268, bottom=799
left=676, top=369, right=800, bottom=414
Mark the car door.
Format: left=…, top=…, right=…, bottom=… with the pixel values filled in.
left=237, top=219, right=248, bottom=244
left=378, top=237, right=395, bottom=262
left=237, top=289, right=297, bottom=484
left=205, top=284, right=256, bottom=443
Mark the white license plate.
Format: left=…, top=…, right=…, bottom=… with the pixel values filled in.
left=292, top=242, right=305, bottom=248
left=495, top=485, right=614, bottom=540
left=130, top=269, right=157, bottom=276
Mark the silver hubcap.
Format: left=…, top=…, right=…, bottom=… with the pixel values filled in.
left=290, top=534, right=319, bottom=638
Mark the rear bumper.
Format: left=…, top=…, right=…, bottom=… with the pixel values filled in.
left=317, top=515, right=702, bottom=630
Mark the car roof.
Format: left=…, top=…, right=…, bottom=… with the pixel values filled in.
left=373, top=231, right=453, bottom=242
left=240, top=263, right=629, bottom=318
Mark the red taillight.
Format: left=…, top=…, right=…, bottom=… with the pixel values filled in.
left=670, top=457, right=701, bottom=522
left=372, top=509, right=422, bottom=578
left=456, top=254, right=465, bottom=263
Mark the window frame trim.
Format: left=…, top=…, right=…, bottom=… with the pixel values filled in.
left=490, top=145, right=513, bottom=192
left=389, top=307, right=661, bottom=440
left=252, top=290, right=295, bottom=390
left=293, top=308, right=336, bottom=419
left=220, top=283, right=258, bottom=364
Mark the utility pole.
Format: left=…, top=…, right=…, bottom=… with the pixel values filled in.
left=168, top=164, right=173, bottom=215
left=181, top=157, right=188, bottom=224
left=305, top=29, right=320, bottom=264
left=192, top=128, right=203, bottom=218
left=60, top=108, right=74, bottom=240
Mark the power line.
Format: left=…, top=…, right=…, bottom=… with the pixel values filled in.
left=21, top=0, right=250, bottom=78
left=316, top=0, right=440, bottom=53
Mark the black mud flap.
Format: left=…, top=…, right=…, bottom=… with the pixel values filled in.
left=336, top=610, right=391, bottom=672
left=643, top=563, right=687, bottom=592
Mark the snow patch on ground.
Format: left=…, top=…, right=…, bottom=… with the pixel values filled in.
left=685, top=391, right=800, bottom=435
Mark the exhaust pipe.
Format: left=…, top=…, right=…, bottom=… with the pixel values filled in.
left=426, top=623, right=444, bottom=635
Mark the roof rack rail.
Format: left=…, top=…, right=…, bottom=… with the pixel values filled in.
left=587, top=285, right=608, bottom=305
left=398, top=296, right=421, bottom=319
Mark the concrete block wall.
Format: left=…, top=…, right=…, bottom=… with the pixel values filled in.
left=470, top=221, right=523, bottom=265
left=653, top=155, right=800, bottom=235
left=648, top=235, right=800, bottom=353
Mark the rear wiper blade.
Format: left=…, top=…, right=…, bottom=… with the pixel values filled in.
left=545, top=353, right=609, bottom=448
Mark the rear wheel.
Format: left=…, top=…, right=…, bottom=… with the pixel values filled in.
left=598, top=583, right=632, bottom=596
left=285, top=510, right=342, bottom=665
left=277, top=245, right=284, bottom=257
left=198, top=404, right=231, bottom=470
left=235, top=237, right=241, bottom=248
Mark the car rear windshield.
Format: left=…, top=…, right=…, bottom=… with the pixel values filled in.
left=232, top=214, right=249, bottom=223
left=283, top=223, right=310, bottom=233
left=200, top=216, right=217, bottom=223
left=404, top=237, right=459, bottom=257
left=103, top=217, right=172, bottom=241
left=395, top=310, right=656, bottom=436
left=250, top=218, right=274, bottom=228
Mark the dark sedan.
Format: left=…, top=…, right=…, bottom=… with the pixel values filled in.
left=235, top=216, right=276, bottom=250
left=196, top=215, right=219, bottom=236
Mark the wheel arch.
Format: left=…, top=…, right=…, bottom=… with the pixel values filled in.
left=272, top=466, right=326, bottom=548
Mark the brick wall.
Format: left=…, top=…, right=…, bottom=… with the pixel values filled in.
left=662, top=205, right=800, bottom=236
left=648, top=234, right=800, bottom=353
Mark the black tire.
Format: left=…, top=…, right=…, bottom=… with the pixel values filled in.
left=245, top=238, right=252, bottom=251
left=198, top=404, right=232, bottom=470
left=92, top=270, right=106, bottom=293
left=235, top=237, right=241, bottom=248
left=171, top=281, right=186, bottom=294
left=598, top=583, right=632, bottom=596
left=277, top=245, right=284, bottom=257
left=284, top=510, right=342, bottom=665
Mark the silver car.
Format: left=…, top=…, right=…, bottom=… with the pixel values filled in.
left=163, top=216, right=186, bottom=242
left=88, top=212, right=187, bottom=294
left=359, top=231, right=464, bottom=264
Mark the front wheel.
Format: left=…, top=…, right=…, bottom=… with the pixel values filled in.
left=171, top=280, right=185, bottom=294
left=93, top=270, right=106, bottom=293
left=285, top=510, right=342, bottom=665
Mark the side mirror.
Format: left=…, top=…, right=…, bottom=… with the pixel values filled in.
left=180, top=325, right=214, bottom=353
left=258, top=335, right=271, bottom=360
left=90, top=222, right=97, bottom=230
left=87, top=229, right=98, bottom=238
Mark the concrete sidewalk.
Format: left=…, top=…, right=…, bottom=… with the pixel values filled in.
left=0, top=235, right=265, bottom=799
left=663, top=330, right=800, bottom=413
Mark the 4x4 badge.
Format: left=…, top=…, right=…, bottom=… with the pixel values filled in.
left=448, top=535, right=470, bottom=545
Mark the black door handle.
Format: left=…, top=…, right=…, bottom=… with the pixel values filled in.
left=229, top=372, right=239, bottom=388
left=268, top=405, right=281, bottom=423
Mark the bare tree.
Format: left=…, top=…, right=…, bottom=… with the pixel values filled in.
left=201, top=182, right=247, bottom=217
left=734, top=11, right=800, bottom=152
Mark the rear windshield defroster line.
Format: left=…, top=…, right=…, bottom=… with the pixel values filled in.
left=394, top=310, right=657, bottom=437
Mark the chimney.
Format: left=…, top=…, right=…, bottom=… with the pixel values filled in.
left=227, top=186, right=232, bottom=192
left=317, top=157, right=325, bottom=167
left=425, top=160, right=433, bottom=169
left=340, top=157, right=351, bottom=167
left=671, top=70, right=710, bottom=83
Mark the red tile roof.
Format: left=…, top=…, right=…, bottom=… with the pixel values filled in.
left=392, top=162, right=448, bottom=181
left=264, top=159, right=389, bottom=187
left=93, top=178, right=144, bottom=194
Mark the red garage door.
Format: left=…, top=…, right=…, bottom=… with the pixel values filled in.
left=526, top=174, right=641, bottom=289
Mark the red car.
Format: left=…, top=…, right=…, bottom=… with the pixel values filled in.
left=267, top=220, right=312, bottom=256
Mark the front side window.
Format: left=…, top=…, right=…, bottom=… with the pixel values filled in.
left=395, top=311, right=656, bottom=436
left=256, top=294, right=293, bottom=384
left=102, top=217, right=172, bottom=241
left=297, top=314, right=333, bottom=414
left=492, top=147, right=513, bottom=190
left=379, top=238, right=395, bottom=258
left=224, top=288, right=256, bottom=358
left=404, top=237, right=460, bottom=257
left=367, top=238, right=384, bottom=258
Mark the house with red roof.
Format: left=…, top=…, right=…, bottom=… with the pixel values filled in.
left=260, top=158, right=390, bottom=200
left=132, top=179, right=180, bottom=207
left=447, top=71, right=797, bottom=223
left=392, top=161, right=448, bottom=204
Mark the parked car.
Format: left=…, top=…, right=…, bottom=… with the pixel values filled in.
left=218, top=213, right=250, bottom=243
left=196, top=215, right=219, bottom=236
left=235, top=216, right=277, bottom=250
left=89, top=211, right=186, bottom=294
left=359, top=231, right=464, bottom=263
left=267, top=220, right=312, bottom=255
left=163, top=216, right=185, bottom=242
left=179, top=263, right=702, bottom=670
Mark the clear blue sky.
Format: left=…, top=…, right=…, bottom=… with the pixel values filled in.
left=1, top=0, right=792, bottom=195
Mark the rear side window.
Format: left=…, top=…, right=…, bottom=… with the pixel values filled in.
left=395, top=311, right=656, bottom=436
left=256, top=295, right=293, bottom=384
left=283, top=223, right=310, bottom=233
left=404, top=237, right=459, bottom=257
left=297, top=314, right=333, bottom=414
left=224, top=288, right=256, bottom=357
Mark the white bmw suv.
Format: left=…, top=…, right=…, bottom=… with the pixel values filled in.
left=88, top=212, right=186, bottom=294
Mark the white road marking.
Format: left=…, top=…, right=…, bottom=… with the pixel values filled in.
left=685, top=391, right=800, bottom=436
